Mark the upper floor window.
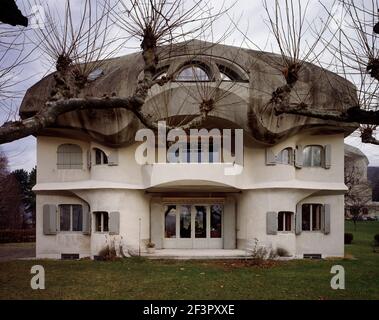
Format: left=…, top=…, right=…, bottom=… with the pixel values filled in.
left=94, top=148, right=108, bottom=165
left=277, top=148, right=293, bottom=165
left=302, top=204, right=322, bottom=231
left=176, top=63, right=210, bottom=81
left=217, top=64, right=244, bottom=82
left=57, top=144, right=83, bottom=169
left=303, top=145, right=322, bottom=167
left=59, top=204, right=83, bottom=232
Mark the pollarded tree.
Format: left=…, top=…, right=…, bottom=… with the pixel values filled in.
left=0, top=0, right=378, bottom=147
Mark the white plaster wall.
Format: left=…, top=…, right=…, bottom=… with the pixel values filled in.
left=36, top=133, right=345, bottom=191
left=296, top=194, right=345, bottom=258
left=36, top=194, right=91, bottom=259
left=236, top=189, right=345, bottom=257
left=37, top=137, right=90, bottom=183
left=74, top=189, right=150, bottom=256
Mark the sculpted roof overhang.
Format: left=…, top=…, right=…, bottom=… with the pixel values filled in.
left=19, top=39, right=358, bottom=147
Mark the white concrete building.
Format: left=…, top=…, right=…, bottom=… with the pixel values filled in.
left=20, top=41, right=358, bottom=259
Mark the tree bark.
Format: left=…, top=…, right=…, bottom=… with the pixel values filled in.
left=275, top=104, right=379, bottom=126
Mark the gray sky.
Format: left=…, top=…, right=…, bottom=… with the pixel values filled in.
left=1, top=0, right=378, bottom=171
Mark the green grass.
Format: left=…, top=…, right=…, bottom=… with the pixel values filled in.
left=0, top=221, right=378, bottom=300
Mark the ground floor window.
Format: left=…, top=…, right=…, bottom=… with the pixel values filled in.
left=302, top=204, right=322, bottom=231
left=180, top=205, right=192, bottom=238
left=164, top=204, right=223, bottom=240
left=210, top=205, right=222, bottom=238
left=94, top=212, right=109, bottom=232
left=59, top=204, right=83, bottom=232
left=278, top=211, right=293, bottom=231
left=164, top=206, right=177, bottom=238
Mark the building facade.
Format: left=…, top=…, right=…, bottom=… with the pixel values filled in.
left=20, top=40, right=358, bottom=259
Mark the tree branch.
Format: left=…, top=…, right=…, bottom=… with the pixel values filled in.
left=274, top=103, right=379, bottom=125
left=0, top=96, right=146, bottom=144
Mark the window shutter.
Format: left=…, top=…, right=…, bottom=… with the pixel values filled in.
left=108, top=151, right=119, bottom=166
left=109, top=211, right=120, bottom=235
left=323, top=204, right=331, bottom=235
left=295, top=145, right=303, bottom=169
left=82, top=205, right=91, bottom=235
left=324, top=145, right=331, bottom=169
left=295, top=203, right=302, bottom=235
left=43, top=204, right=57, bottom=235
left=265, top=149, right=277, bottom=166
left=266, top=212, right=278, bottom=235
left=289, top=148, right=294, bottom=165
left=87, top=150, right=92, bottom=169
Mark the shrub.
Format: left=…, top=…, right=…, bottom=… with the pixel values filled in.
left=345, top=233, right=354, bottom=244
left=276, top=247, right=290, bottom=257
left=374, top=234, right=379, bottom=246
left=96, top=245, right=118, bottom=261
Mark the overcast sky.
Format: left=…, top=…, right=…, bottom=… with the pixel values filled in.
left=0, top=0, right=378, bottom=171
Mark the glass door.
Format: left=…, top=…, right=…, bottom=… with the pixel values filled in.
left=163, top=203, right=223, bottom=249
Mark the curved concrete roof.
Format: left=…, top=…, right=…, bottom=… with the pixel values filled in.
left=20, top=40, right=358, bottom=147
left=345, top=143, right=369, bottom=164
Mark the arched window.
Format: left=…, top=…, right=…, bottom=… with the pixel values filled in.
left=94, top=148, right=108, bottom=165
left=57, top=144, right=83, bottom=169
left=277, top=148, right=293, bottom=165
left=176, top=64, right=210, bottom=81
left=153, top=66, right=169, bottom=80
left=217, top=64, right=243, bottom=81
left=303, top=145, right=323, bottom=167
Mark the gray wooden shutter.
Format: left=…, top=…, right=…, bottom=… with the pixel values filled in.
left=108, top=151, right=119, bottom=166
left=266, top=212, right=278, bottom=235
left=324, top=145, right=331, bottom=169
left=289, top=148, right=294, bottom=165
left=109, top=211, right=120, bottom=235
left=82, top=205, right=91, bottom=235
left=265, top=149, right=277, bottom=166
left=323, top=204, right=331, bottom=234
left=43, top=204, right=57, bottom=235
left=295, top=203, right=302, bottom=235
left=295, top=145, right=303, bottom=169
left=87, top=150, right=92, bottom=169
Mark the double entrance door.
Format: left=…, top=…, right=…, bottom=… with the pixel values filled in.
left=163, top=203, right=223, bottom=249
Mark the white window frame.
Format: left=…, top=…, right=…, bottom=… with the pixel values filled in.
left=94, top=211, right=109, bottom=233
left=94, top=148, right=108, bottom=166
left=58, top=204, right=83, bottom=232
left=57, top=144, right=83, bottom=169
left=302, top=203, right=323, bottom=232
left=277, top=211, right=294, bottom=232
left=303, top=145, right=323, bottom=167
left=277, top=148, right=293, bottom=165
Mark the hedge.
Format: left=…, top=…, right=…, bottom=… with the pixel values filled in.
left=0, top=229, right=35, bottom=243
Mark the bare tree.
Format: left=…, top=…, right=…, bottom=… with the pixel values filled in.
left=0, top=0, right=231, bottom=144
left=0, top=0, right=379, bottom=147
left=345, top=158, right=373, bottom=229
left=0, top=151, right=23, bottom=230
left=267, top=0, right=379, bottom=144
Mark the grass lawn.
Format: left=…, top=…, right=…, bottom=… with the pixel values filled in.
left=0, top=221, right=378, bottom=300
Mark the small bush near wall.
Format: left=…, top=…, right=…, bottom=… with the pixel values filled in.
left=0, top=229, right=35, bottom=243
left=345, top=233, right=354, bottom=244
